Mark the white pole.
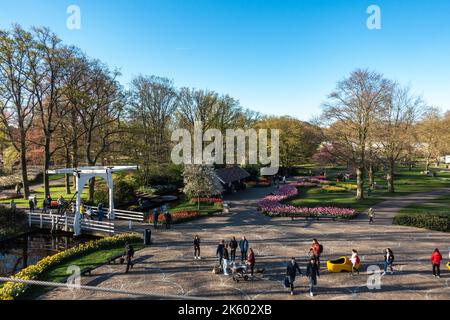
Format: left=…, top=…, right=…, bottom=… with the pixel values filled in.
left=40, top=214, right=43, bottom=229
left=129, top=219, right=132, bottom=230
left=28, top=212, right=32, bottom=228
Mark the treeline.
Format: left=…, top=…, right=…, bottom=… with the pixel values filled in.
left=318, top=69, right=450, bottom=199
left=0, top=25, right=323, bottom=200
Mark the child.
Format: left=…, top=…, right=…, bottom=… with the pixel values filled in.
left=350, top=249, right=360, bottom=276
left=431, top=248, right=443, bottom=278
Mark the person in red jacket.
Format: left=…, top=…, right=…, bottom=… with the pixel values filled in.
left=431, top=248, right=443, bottom=278
left=246, top=248, right=256, bottom=277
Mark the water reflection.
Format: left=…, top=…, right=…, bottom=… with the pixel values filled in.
left=0, top=231, right=99, bottom=276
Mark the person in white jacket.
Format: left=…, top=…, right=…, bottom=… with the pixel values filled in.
left=350, top=249, right=360, bottom=276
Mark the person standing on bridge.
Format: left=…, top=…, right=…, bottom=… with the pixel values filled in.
left=29, top=198, right=35, bottom=214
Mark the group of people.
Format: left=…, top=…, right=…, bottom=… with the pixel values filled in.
left=192, top=235, right=255, bottom=277
left=151, top=206, right=172, bottom=229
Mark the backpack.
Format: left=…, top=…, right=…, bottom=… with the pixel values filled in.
left=319, top=244, right=323, bottom=254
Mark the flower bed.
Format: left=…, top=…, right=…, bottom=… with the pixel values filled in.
left=0, top=233, right=141, bottom=300
left=147, top=211, right=200, bottom=224
left=258, top=184, right=358, bottom=219
left=190, top=198, right=224, bottom=205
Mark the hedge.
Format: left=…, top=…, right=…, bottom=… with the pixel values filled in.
left=0, top=233, right=141, bottom=300
left=393, top=214, right=450, bottom=232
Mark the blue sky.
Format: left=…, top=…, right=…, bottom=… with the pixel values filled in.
left=1, top=0, right=449, bottom=120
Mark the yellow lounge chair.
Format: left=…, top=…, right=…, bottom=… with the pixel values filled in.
left=327, top=257, right=360, bottom=273
left=447, top=262, right=450, bottom=270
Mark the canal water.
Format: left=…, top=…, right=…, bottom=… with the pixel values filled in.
left=0, top=231, right=99, bottom=276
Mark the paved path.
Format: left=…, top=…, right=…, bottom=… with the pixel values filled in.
left=39, top=185, right=450, bottom=300
left=359, top=188, right=450, bottom=225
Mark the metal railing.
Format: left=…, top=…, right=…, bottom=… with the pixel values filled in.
left=88, top=206, right=145, bottom=222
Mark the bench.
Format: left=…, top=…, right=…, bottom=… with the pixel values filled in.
left=80, top=254, right=125, bottom=276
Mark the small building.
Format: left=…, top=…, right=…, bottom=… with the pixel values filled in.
left=440, top=155, right=450, bottom=164
left=215, top=166, right=250, bottom=194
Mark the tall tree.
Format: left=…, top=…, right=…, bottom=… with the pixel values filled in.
left=322, top=69, right=391, bottom=199
left=0, top=25, right=36, bottom=198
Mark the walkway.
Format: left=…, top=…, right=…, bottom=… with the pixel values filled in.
left=39, top=185, right=450, bottom=300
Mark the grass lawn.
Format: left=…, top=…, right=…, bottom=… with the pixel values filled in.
left=169, top=200, right=222, bottom=216
left=397, top=195, right=450, bottom=217
left=0, top=184, right=89, bottom=207
left=286, top=167, right=450, bottom=213
left=20, top=240, right=144, bottom=299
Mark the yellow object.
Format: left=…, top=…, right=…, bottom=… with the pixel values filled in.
left=447, top=262, right=450, bottom=270
left=327, top=257, right=360, bottom=273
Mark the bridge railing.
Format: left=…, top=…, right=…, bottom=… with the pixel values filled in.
left=28, top=212, right=115, bottom=235
left=88, top=206, right=145, bottom=222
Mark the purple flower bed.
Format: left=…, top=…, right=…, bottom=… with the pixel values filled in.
left=258, top=184, right=358, bottom=219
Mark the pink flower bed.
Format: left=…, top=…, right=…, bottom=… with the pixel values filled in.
left=258, top=184, right=357, bottom=219
left=191, top=197, right=224, bottom=204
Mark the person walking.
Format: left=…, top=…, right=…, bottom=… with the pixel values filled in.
left=124, top=242, right=135, bottom=273
left=350, top=249, right=360, bottom=276
left=247, top=248, right=255, bottom=277
left=57, top=195, right=66, bottom=214
left=383, top=248, right=395, bottom=275
left=10, top=199, right=16, bottom=211
left=239, top=236, right=249, bottom=262
left=306, top=257, right=319, bottom=297
left=216, top=240, right=225, bottom=267
left=223, top=244, right=230, bottom=275
left=194, top=235, right=201, bottom=260
left=309, top=239, right=323, bottom=271
left=29, top=198, right=35, bottom=214
left=431, top=248, right=443, bottom=278
left=286, top=257, right=302, bottom=296
left=164, top=211, right=172, bottom=229
left=229, top=236, right=238, bottom=263
left=368, top=208, right=375, bottom=224
left=152, top=207, right=159, bottom=229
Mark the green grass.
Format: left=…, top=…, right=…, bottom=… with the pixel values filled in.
left=286, top=167, right=450, bottom=213
left=397, top=195, right=450, bottom=217
left=0, top=184, right=89, bottom=207
left=169, top=200, right=222, bottom=216
left=21, top=241, right=144, bottom=299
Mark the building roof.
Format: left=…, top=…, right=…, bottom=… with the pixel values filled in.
left=215, top=166, right=250, bottom=184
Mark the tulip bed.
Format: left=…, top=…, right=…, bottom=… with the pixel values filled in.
left=190, top=198, right=224, bottom=205
left=258, top=184, right=358, bottom=219
left=0, top=233, right=141, bottom=300
left=147, top=211, right=200, bottom=224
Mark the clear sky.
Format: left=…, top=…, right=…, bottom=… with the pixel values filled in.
left=1, top=0, right=449, bottom=120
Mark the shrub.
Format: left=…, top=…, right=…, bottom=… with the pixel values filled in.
left=0, top=205, right=27, bottom=240
left=0, top=233, right=141, bottom=300
left=394, top=214, right=450, bottom=232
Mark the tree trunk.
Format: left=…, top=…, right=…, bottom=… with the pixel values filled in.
left=43, top=135, right=51, bottom=198
left=387, top=159, right=395, bottom=193
left=368, top=162, right=374, bottom=187
left=65, top=147, right=71, bottom=194
left=356, top=166, right=364, bottom=200
left=89, top=177, right=95, bottom=203
left=19, top=132, right=30, bottom=199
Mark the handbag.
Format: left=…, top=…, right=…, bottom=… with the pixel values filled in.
left=284, top=277, right=291, bottom=288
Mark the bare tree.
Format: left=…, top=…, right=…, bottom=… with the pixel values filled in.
left=0, top=25, right=36, bottom=198
left=322, top=69, right=391, bottom=199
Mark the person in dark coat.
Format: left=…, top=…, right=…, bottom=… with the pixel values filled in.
left=223, top=244, right=230, bottom=275
left=239, top=236, right=249, bottom=262
left=194, top=235, right=201, bottom=260
left=216, top=240, right=225, bottom=266
left=152, top=208, right=159, bottom=229
left=286, top=257, right=302, bottom=295
left=306, top=257, right=319, bottom=297
left=383, top=248, right=395, bottom=275
left=97, top=202, right=104, bottom=221
left=164, top=212, right=172, bottom=229
left=29, top=198, right=35, bottom=214
left=229, top=236, right=238, bottom=263
left=124, top=242, right=135, bottom=273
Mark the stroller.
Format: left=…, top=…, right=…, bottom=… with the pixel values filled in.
left=232, top=263, right=251, bottom=282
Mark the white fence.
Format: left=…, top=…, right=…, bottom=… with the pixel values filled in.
left=88, top=206, right=145, bottom=222
left=28, top=212, right=115, bottom=235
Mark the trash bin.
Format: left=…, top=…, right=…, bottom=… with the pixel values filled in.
left=144, top=228, right=151, bottom=245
